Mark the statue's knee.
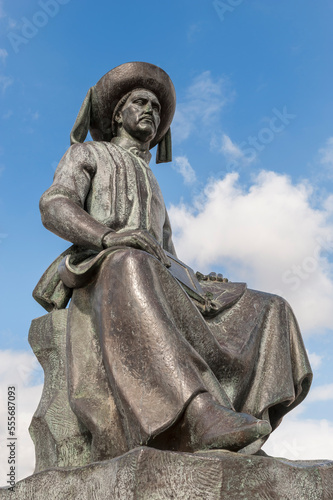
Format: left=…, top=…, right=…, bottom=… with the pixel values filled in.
left=108, top=247, right=155, bottom=271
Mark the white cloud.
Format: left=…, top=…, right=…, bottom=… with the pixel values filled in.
left=169, top=170, right=333, bottom=334
left=220, top=134, right=244, bottom=160
left=307, top=383, right=333, bottom=403
left=173, top=156, right=197, bottom=185
left=0, top=350, right=43, bottom=483
left=172, top=71, right=234, bottom=143
left=0, top=350, right=41, bottom=386
left=0, top=384, right=43, bottom=483
left=0, top=75, right=13, bottom=94
left=218, top=133, right=254, bottom=167
left=0, top=49, right=8, bottom=64
left=307, top=351, right=323, bottom=371
left=263, top=413, right=333, bottom=460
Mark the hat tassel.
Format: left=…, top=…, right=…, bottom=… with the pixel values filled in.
left=156, top=128, right=172, bottom=163
left=70, top=88, right=92, bottom=145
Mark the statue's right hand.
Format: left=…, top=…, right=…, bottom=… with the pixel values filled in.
left=102, top=229, right=171, bottom=267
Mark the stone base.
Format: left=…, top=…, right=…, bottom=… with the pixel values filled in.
left=1, top=447, right=332, bottom=499
left=28, top=310, right=91, bottom=472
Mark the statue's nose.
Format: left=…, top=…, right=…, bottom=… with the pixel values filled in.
left=145, top=102, right=153, bottom=114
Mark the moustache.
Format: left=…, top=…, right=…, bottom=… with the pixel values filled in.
left=139, top=114, right=156, bottom=124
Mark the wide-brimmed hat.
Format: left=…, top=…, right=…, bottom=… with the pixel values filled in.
left=70, top=62, right=176, bottom=163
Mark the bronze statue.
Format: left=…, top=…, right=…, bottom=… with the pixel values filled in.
left=33, top=62, right=312, bottom=463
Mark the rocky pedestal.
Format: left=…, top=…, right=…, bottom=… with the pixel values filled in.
left=0, top=447, right=332, bottom=499
left=28, top=310, right=91, bottom=471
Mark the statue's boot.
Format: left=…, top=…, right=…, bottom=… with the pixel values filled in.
left=182, top=392, right=271, bottom=452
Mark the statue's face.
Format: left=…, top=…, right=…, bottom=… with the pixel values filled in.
left=116, top=89, right=161, bottom=144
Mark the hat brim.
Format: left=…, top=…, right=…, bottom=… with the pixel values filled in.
left=89, top=62, right=176, bottom=149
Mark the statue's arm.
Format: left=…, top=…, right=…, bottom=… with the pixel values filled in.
left=40, top=143, right=113, bottom=251
left=163, top=210, right=177, bottom=257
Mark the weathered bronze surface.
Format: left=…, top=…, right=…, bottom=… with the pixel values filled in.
left=31, top=62, right=312, bottom=466
left=2, top=447, right=333, bottom=500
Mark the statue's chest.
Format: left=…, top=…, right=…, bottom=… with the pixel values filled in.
left=86, top=155, right=166, bottom=232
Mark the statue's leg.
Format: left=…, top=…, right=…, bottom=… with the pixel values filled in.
left=207, top=289, right=313, bottom=430
left=85, top=248, right=270, bottom=451
left=67, top=286, right=128, bottom=462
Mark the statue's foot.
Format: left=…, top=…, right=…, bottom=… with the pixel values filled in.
left=182, top=393, right=271, bottom=452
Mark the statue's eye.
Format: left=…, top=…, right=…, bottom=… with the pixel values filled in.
left=134, top=99, right=145, bottom=105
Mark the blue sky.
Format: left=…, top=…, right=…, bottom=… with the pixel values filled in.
left=1, top=0, right=333, bottom=481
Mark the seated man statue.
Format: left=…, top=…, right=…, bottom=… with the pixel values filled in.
left=33, top=62, right=312, bottom=462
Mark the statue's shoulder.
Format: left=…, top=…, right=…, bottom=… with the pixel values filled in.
left=67, top=140, right=108, bottom=154
left=63, top=141, right=115, bottom=166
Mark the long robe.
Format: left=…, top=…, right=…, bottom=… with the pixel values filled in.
left=34, top=139, right=312, bottom=461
